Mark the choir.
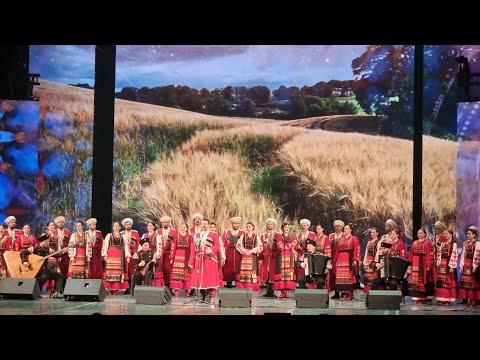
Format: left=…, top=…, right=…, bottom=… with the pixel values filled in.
left=1, top=214, right=479, bottom=306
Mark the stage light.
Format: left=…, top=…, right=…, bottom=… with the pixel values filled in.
left=27, top=73, right=40, bottom=101
left=455, top=55, right=471, bottom=101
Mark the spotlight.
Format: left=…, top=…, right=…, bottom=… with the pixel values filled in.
left=455, top=55, right=471, bottom=101
left=27, top=73, right=40, bottom=101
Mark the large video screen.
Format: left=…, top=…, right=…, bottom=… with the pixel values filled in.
left=113, top=45, right=415, bottom=243
left=0, top=100, right=39, bottom=229
left=422, top=45, right=480, bottom=241
left=29, top=45, right=95, bottom=234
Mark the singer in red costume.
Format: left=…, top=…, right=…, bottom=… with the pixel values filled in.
left=188, top=218, right=220, bottom=303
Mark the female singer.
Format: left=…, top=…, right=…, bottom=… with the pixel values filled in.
left=333, top=223, right=359, bottom=300
left=14, top=224, right=37, bottom=251
left=314, top=224, right=331, bottom=256
left=141, top=222, right=164, bottom=286
left=459, top=226, right=480, bottom=306
left=101, top=221, right=131, bottom=295
left=435, top=229, right=458, bottom=305
left=235, top=222, right=263, bottom=291
left=68, top=221, right=92, bottom=279
left=210, top=222, right=225, bottom=289
left=170, top=223, right=192, bottom=296
left=314, top=224, right=331, bottom=290
left=362, top=227, right=380, bottom=293
left=407, top=228, right=434, bottom=304
left=140, top=222, right=159, bottom=253
left=274, top=223, right=297, bottom=298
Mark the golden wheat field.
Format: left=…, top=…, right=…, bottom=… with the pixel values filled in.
left=35, top=80, right=457, bottom=236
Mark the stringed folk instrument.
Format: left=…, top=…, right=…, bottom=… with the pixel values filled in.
left=139, top=258, right=156, bottom=276
left=4, top=248, right=68, bottom=278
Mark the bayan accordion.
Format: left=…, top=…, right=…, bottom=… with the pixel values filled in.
left=379, top=255, right=410, bottom=280
left=37, top=233, right=49, bottom=242
left=305, top=253, right=330, bottom=276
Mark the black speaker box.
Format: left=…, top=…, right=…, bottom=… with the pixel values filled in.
left=366, top=290, right=402, bottom=310
left=295, top=289, right=329, bottom=308
left=135, top=286, right=173, bottom=305
left=0, top=278, right=41, bottom=300
left=218, top=288, right=252, bottom=308
left=63, top=279, right=107, bottom=302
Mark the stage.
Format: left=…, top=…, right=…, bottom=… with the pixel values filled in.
left=0, top=289, right=477, bottom=315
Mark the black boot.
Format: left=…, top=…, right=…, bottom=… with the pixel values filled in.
left=205, top=290, right=212, bottom=304
left=226, top=282, right=233, bottom=288
left=200, top=289, right=207, bottom=302
left=124, top=280, right=131, bottom=295
left=331, top=291, right=340, bottom=299
left=263, top=283, right=277, bottom=298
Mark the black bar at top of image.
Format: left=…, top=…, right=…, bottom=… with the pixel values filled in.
left=413, top=45, right=424, bottom=236
left=91, top=45, right=116, bottom=235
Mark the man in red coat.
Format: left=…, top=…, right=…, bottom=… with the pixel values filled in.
left=158, top=215, right=178, bottom=287
left=86, top=218, right=104, bottom=279
left=296, top=219, right=316, bottom=280
left=121, top=217, right=140, bottom=294
left=4, top=216, right=22, bottom=251
left=189, top=213, right=203, bottom=236
left=187, top=213, right=203, bottom=295
left=3, top=216, right=22, bottom=276
left=189, top=218, right=220, bottom=303
left=54, top=216, right=71, bottom=286
left=259, top=218, right=281, bottom=297
left=221, top=216, right=245, bottom=288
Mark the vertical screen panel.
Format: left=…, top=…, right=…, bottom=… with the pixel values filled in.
left=29, top=45, right=95, bottom=233
left=422, top=45, right=480, bottom=241
left=0, top=100, right=39, bottom=230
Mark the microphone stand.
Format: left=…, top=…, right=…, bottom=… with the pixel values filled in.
left=151, top=256, right=156, bottom=288
left=130, top=248, right=137, bottom=299
left=281, top=233, right=288, bottom=298
left=92, top=233, right=96, bottom=283
left=183, top=234, right=209, bottom=306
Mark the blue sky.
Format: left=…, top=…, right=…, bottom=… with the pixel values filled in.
left=30, top=45, right=367, bottom=91
left=30, top=45, right=96, bottom=86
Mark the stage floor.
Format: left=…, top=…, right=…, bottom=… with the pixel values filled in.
left=0, top=289, right=478, bottom=315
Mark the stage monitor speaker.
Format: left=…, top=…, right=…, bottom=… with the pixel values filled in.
left=63, top=279, right=107, bottom=302
left=295, top=289, right=329, bottom=308
left=135, top=286, right=173, bottom=305
left=218, top=288, right=252, bottom=308
left=366, top=290, right=402, bottom=310
left=0, top=278, right=40, bottom=300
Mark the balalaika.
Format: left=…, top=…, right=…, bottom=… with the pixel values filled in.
left=305, top=253, right=330, bottom=277
left=379, top=255, right=411, bottom=280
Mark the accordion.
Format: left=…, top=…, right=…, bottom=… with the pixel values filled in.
left=226, top=235, right=239, bottom=243
left=305, top=253, right=330, bottom=276
left=205, top=237, right=213, bottom=247
left=37, top=233, right=49, bottom=242
left=379, top=255, right=411, bottom=280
